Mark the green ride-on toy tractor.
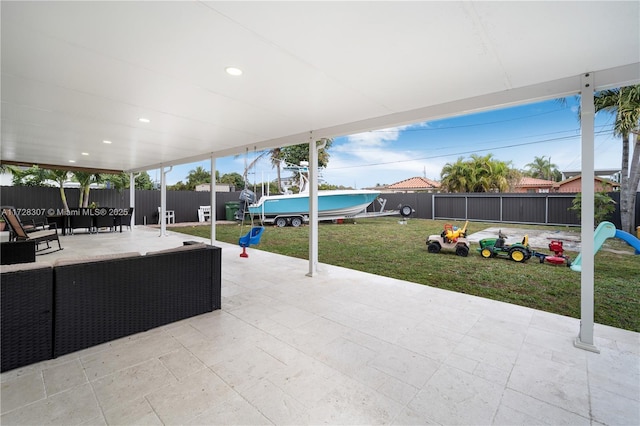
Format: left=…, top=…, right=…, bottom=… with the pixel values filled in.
left=477, top=230, right=533, bottom=262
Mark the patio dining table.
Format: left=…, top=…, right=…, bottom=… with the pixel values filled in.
left=47, top=209, right=131, bottom=235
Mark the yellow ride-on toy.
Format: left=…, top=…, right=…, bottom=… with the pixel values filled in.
left=426, top=221, right=470, bottom=257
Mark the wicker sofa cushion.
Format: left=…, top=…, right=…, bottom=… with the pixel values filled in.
left=1, top=261, right=53, bottom=273
left=53, top=252, right=141, bottom=267
left=145, top=243, right=205, bottom=256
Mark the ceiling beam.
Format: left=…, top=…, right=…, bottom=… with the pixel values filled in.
left=0, top=160, right=125, bottom=175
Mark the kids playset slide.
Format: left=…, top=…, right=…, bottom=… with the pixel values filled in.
left=570, top=221, right=640, bottom=272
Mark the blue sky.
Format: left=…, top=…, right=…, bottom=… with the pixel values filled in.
left=157, top=96, right=621, bottom=189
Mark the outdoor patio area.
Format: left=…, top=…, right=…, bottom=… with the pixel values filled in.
left=1, top=225, right=638, bottom=425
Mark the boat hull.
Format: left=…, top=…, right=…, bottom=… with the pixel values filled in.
left=248, top=190, right=380, bottom=218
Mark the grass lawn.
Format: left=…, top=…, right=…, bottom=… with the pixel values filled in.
left=171, top=218, right=640, bottom=332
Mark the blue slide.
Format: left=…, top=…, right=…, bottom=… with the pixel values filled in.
left=571, top=221, right=640, bottom=272
left=614, top=229, right=640, bottom=254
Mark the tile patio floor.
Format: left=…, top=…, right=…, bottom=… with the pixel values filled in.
left=1, top=225, right=638, bottom=425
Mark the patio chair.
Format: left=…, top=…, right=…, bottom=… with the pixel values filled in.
left=1, top=206, right=47, bottom=241
left=93, top=210, right=115, bottom=232
left=115, top=207, right=134, bottom=231
left=157, top=207, right=175, bottom=224
left=69, top=213, right=94, bottom=234
left=2, top=209, right=62, bottom=254
left=198, top=206, right=211, bottom=222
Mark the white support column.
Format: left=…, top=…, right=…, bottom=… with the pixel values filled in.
left=160, top=166, right=172, bottom=237
left=210, top=155, right=216, bottom=243
left=575, top=72, right=599, bottom=353
left=129, top=173, right=136, bottom=227
left=307, top=134, right=320, bottom=277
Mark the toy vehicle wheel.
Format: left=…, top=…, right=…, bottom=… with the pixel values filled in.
left=480, top=247, right=493, bottom=258
left=427, top=242, right=441, bottom=253
left=290, top=217, right=302, bottom=227
left=509, top=248, right=527, bottom=262
left=275, top=217, right=287, bottom=228
left=455, top=245, right=469, bottom=257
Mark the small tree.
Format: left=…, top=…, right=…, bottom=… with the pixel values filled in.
left=524, top=156, right=561, bottom=181
left=46, top=169, right=71, bottom=212
left=186, top=166, right=211, bottom=190
left=168, top=181, right=188, bottom=191
left=220, top=172, right=244, bottom=190
left=72, top=171, right=102, bottom=208
left=440, top=154, right=516, bottom=193
left=569, top=191, right=616, bottom=227
left=8, top=165, right=51, bottom=187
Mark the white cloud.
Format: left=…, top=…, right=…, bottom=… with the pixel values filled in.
left=323, top=124, right=442, bottom=187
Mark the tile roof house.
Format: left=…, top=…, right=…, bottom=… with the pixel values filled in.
left=382, top=176, right=441, bottom=193
left=515, top=176, right=619, bottom=193
left=514, top=177, right=557, bottom=193
left=554, top=175, right=620, bottom=193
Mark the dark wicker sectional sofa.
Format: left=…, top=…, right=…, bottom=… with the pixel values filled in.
left=1, top=243, right=221, bottom=372
left=1, top=262, right=54, bottom=373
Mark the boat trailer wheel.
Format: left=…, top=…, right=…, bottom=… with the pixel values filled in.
left=400, top=205, right=413, bottom=217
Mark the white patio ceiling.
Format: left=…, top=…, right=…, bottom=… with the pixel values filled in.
left=1, top=1, right=639, bottom=173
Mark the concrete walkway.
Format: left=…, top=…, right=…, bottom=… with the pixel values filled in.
left=466, top=227, right=583, bottom=251
left=1, top=226, right=638, bottom=425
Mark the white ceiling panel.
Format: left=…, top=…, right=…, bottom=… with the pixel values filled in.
left=2, top=1, right=638, bottom=172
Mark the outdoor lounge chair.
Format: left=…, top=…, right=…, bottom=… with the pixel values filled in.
left=2, top=209, right=62, bottom=254
left=1, top=206, right=47, bottom=241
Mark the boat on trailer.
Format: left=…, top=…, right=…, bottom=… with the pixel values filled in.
left=240, top=163, right=405, bottom=227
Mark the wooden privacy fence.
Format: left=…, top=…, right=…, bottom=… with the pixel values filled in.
left=1, top=186, right=637, bottom=229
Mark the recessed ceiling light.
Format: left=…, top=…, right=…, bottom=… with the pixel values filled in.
left=69, top=160, right=76, bottom=163
left=103, top=140, right=112, bottom=144
left=138, top=117, right=150, bottom=123
left=81, top=152, right=89, bottom=156
left=225, top=67, right=243, bottom=76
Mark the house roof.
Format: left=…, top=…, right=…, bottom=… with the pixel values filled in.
left=517, top=177, right=557, bottom=188
left=557, top=175, right=620, bottom=187
left=386, top=177, right=441, bottom=190
left=0, top=2, right=638, bottom=174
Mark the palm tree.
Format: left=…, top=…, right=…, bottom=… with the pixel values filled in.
left=45, top=169, right=71, bottom=212
left=242, top=151, right=269, bottom=188
left=593, top=85, right=640, bottom=233
left=7, top=165, right=50, bottom=186
left=269, top=148, right=283, bottom=193
left=186, top=166, right=211, bottom=190
left=441, top=154, right=514, bottom=193
left=279, top=140, right=332, bottom=169
left=72, top=171, right=101, bottom=207
left=441, top=157, right=473, bottom=192
left=525, top=156, right=558, bottom=181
